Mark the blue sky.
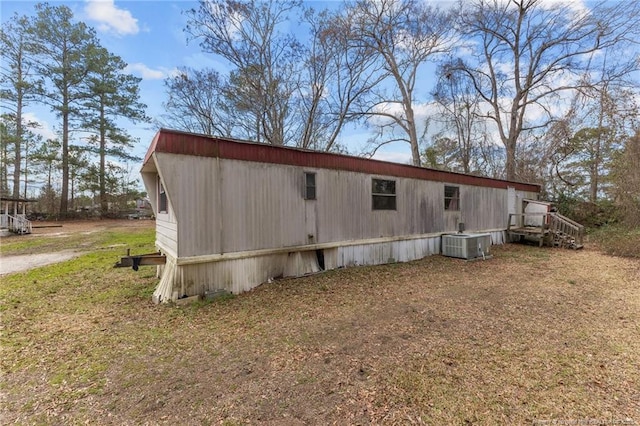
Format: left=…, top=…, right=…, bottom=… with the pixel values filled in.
left=1, top=0, right=418, bottom=171
left=2, top=1, right=221, bottom=161
left=4, top=0, right=639, bottom=187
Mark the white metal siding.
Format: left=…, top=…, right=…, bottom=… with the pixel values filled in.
left=154, top=153, right=222, bottom=257
left=141, top=161, right=178, bottom=257
left=333, top=236, right=441, bottom=267
left=219, top=161, right=306, bottom=254
left=141, top=171, right=158, bottom=215
left=148, top=152, right=541, bottom=301
left=460, top=186, right=507, bottom=231
left=508, top=187, right=516, bottom=215
left=153, top=154, right=540, bottom=258
left=154, top=235, right=443, bottom=301
left=315, top=170, right=446, bottom=242
left=156, top=219, right=177, bottom=258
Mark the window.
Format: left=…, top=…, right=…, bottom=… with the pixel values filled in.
left=444, top=185, right=460, bottom=211
left=158, top=177, right=167, bottom=213
left=372, top=178, right=396, bottom=210
left=304, top=172, right=316, bottom=200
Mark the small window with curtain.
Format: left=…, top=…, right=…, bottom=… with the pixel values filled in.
left=304, top=172, right=316, bottom=200
left=372, top=178, right=396, bottom=210
left=158, top=177, right=167, bottom=213
left=444, top=185, right=460, bottom=211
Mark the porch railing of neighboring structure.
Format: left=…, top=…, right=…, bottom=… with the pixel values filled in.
left=2, top=214, right=32, bottom=235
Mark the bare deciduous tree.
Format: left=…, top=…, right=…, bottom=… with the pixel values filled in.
left=454, top=0, right=640, bottom=180
left=432, top=60, right=489, bottom=174
left=543, top=46, right=639, bottom=203
left=294, top=7, right=385, bottom=152
left=611, top=131, right=640, bottom=226
left=163, top=67, right=234, bottom=137
left=553, top=87, right=637, bottom=201
left=186, top=0, right=302, bottom=145
left=343, top=0, right=455, bottom=166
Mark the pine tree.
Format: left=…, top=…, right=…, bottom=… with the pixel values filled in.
left=0, top=13, right=39, bottom=201
left=82, top=45, right=147, bottom=215
left=29, top=3, right=97, bottom=216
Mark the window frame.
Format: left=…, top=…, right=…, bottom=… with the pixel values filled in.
left=372, top=178, right=397, bottom=211
left=158, top=177, right=168, bottom=214
left=444, top=185, right=460, bottom=211
left=304, top=172, right=316, bottom=200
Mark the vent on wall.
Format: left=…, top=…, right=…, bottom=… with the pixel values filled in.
left=441, top=234, right=492, bottom=260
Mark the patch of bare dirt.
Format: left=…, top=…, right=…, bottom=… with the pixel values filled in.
left=29, top=219, right=153, bottom=235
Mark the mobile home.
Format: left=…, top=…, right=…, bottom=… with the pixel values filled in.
left=141, top=129, right=540, bottom=303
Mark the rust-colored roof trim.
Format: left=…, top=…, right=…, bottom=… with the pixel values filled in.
left=143, top=128, right=541, bottom=192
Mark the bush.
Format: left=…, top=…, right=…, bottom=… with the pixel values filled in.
left=588, top=225, right=640, bottom=258
left=554, top=195, right=620, bottom=228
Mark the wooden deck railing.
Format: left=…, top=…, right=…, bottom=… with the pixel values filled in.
left=507, top=213, right=549, bottom=230
left=507, top=212, right=584, bottom=249
left=548, top=212, right=584, bottom=248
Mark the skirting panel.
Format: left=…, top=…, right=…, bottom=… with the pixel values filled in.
left=489, top=230, right=507, bottom=245
left=152, top=231, right=506, bottom=303
left=326, top=236, right=442, bottom=269
left=152, top=257, right=176, bottom=304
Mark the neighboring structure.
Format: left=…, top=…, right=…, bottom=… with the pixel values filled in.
left=0, top=197, right=35, bottom=235
left=141, top=129, right=540, bottom=303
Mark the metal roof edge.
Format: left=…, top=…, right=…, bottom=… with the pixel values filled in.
left=147, top=128, right=541, bottom=193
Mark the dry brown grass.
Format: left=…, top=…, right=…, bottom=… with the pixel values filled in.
left=1, top=223, right=639, bottom=425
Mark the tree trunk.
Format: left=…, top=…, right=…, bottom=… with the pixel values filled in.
left=23, top=144, right=28, bottom=200
left=505, top=138, right=517, bottom=181
left=405, top=104, right=421, bottom=167
left=590, top=96, right=605, bottom=203
left=12, top=72, right=23, bottom=205
left=590, top=138, right=600, bottom=203
left=60, top=107, right=69, bottom=217
left=1, top=140, right=8, bottom=196
left=47, top=164, right=54, bottom=215
left=100, top=101, right=107, bottom=216
left=70, top=171, right=74, bottom=211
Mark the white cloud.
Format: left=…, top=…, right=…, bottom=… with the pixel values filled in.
left=202, top=1, right=244, bottom=41
left=84, top=0, right=139, bottom=36
left=367, top=101, right=440, bottom=128
left=372, top=150, right=413, bottom=164
left=538, top=0, right=589, bottom=17
left=22, top=112, right=57, bottom=141
left=125, top=63, right=177, bottom=80
left=489, top=0, right=588, bottom=15
left=182, top=53, right=232, bottom=74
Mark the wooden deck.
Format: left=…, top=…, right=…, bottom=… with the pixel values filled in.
left=508, top=213, right=584, bottom=249
left=508, top=226, right=549, bottom=247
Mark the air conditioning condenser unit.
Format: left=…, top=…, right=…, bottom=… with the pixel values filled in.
left=441, top=233, right=492, bottom=260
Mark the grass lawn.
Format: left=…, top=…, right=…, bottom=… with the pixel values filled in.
left=1, top=222, right=639, bottom=424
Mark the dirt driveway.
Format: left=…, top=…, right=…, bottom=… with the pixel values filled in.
left=0, top=251, right=79, bottom=275
left=0, top=219, right=154, bottom=274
